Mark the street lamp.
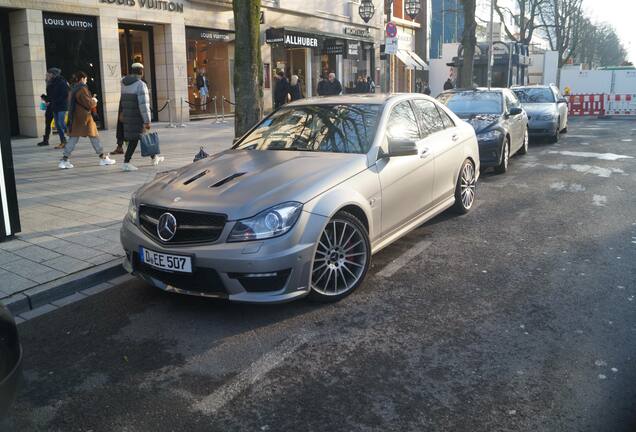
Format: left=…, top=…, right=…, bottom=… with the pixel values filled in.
left=359, top=0, right=375, bottom=23
left=404, top=0, right=421, bottom=19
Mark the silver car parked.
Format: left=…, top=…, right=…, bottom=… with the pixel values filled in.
left=512, top=85, right=568, bottom=142
left=120, top=94, right=480, bottom=303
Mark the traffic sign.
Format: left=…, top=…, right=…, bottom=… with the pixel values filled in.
left=385, top=22, right=397, bottom=38
left=385, top=37, right=398, bottom=55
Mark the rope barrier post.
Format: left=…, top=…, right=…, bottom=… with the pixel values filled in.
left=166, top=99, right=176, bottom=128
left=213, top=96, right=220, bottom=124
left=221, top=96, right=227, bottom=123
left=178, top=96, right=186, bottom=128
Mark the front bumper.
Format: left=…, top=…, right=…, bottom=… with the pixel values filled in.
left=120, top=210, right=328, bottom=303
left=477, top=135, right=505, bottom=168
left=528, top=119, right=558, bottom=136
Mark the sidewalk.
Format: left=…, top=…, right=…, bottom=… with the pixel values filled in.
left=0, top=120, right=235, bottom=309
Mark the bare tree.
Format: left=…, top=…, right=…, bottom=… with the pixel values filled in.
left=539, top=0, right=584, bottom=68
left=494, top=0, right=548, bottom=45
left=459, top=0, right=477, bottom=87
left=232, top=0, right=264, bottom=137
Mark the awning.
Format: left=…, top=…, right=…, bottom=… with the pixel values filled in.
left=407, top=50, right=429, bottom=70
left=395, top=49, right=420, bottom=70
left=396, top=49, right=428, bottom=70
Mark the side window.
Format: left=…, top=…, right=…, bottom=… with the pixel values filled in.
left=413, top=99, right=445, bottom=138
left=386, top=101, right=420, bottom=140
left=552, top=86, right=562, bottom=100
left=503, top=92, right=514, bottom=111
left=506, top=91, right=520, bottom=109
left=436, top=106, right=455, bottom=129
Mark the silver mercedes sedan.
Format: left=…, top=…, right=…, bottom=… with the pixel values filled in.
left=120, top=94, right=480, bottom=303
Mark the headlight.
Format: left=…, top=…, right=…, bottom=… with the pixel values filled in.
left=127, top=195, right=138, bottom=224
left=477, top=130, right=502, bottom=141
left=228, top=202, right=303, bottom=242
left=538, top=114, right=557, bottom=121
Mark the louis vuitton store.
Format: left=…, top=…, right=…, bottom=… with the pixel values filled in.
left=0, top=0, right=235, bottom=137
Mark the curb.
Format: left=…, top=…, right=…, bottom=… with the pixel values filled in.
left=2, top=259, right=126, bottom=316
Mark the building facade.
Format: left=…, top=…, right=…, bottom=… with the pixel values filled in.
left=0, top=0, right=385, bottom=137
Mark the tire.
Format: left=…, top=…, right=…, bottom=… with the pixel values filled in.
left=308, top=211, right=371, bottom=303
left=561, top=126, right=568, bottom=133
left=453, top=159, right=476, bottom=214
left=518, top=128, right=529, bottom=155
left=494, top=137, right=510, bottom=174
left=549, top=120, right=560, bottom=143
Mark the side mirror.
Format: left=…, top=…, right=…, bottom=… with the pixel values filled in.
left=387, top=138, right=419, bottom=157
left=508, top=107, right=523, bottom=116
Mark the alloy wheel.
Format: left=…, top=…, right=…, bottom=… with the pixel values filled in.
left=460, top=162, right=476, bottom=209
left=311, top=219, right=368, bottom=296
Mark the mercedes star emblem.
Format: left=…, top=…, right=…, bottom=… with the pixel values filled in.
left=157, top=212, right=177, bottom=242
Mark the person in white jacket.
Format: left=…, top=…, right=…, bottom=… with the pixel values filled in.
left=119, top=63, right=164, bottom=171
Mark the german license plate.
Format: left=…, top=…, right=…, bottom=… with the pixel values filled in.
left=140, top=247, right=192, bottom=273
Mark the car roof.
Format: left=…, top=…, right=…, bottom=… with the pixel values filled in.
left=440, top=87, right=506, bottom=94
left=286, top=93, right=428, bottom=107
left=511, top=85, right=553, bottom=89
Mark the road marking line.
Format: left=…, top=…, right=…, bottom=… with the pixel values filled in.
left=547, top=150, right=633, bottom=161
left=192, top=335, right=309, bottom=415
left=378, top=240, right=432, bottom=278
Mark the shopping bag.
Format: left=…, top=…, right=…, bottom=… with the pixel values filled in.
left=140, top=132, right=160, bottom=157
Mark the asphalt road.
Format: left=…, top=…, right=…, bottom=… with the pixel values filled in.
left=4, top=117, right=636, bottom=432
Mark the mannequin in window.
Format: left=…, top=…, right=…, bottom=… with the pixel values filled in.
left=196, top=69, right=209, bottom=111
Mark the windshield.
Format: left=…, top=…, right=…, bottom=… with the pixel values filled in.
left=437, top=92, right=503, bottom=116
left=234, top=104, right=381, bottom=154
left=513, top=88, right=555, bottom=103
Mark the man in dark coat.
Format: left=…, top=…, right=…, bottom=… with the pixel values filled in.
left=316, top=75, right=328, bottom=96
left=46, top=68, right=69, bottom=148
left=119, top=63, right=163, bottom=171
left=273, top=70, right=290, bottom=109
left=443, top=78, right=454, bottom=90
left=423, top=81, right=431, bottom=95
left=324, top=73, right=343, bottom=96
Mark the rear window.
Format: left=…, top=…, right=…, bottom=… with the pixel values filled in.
left=513, top=88, right=555, bottom=103
left=437, top=91, right=503, bottom=116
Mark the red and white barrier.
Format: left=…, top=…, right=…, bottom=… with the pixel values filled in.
left=567, top=94, right=605, bottom=116
left=605, top=94, right=636, bottom=116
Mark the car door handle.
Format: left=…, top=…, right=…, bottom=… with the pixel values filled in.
left=420, top=148, right=430, bottom=158
left=451, top=134, right=459, bottom=141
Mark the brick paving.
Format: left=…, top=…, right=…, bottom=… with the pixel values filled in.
left=0, top=120, right=234, bottom=299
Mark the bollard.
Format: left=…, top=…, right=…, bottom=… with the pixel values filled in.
left=221, top=96, right=227, bottom=123
left=178, top=97, right=186, bottom=128
left=213, top=96, right=220, bottom=124
left=166, top=99, right=176, bottom=128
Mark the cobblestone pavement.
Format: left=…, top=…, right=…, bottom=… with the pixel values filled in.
left=0, top=120, right=234, bottom=299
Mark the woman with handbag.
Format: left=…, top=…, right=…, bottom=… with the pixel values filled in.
left=120, top=62, right=164, bottom=171
left=58, top=71, right=116, bottom=169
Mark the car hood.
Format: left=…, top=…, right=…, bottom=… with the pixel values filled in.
left=136, top=149, right=368, bottom=220
left=459, top=114, right=502, bottom=134
left=521, top=103, right=557, bottom=116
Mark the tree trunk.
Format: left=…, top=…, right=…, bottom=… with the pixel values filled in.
left=232, top=0, right=263, bottom=137
left=460, top=0, right=477, bottom=87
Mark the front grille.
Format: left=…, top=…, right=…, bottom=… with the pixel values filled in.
left=139, top=204, right=226, bottom=244
left=132, top=252, right=226, bottom=295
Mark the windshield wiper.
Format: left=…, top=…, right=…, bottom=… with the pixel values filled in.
left=271, top=146, right=314, bottom=152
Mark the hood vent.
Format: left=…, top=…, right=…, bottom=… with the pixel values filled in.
left=210, top=172, right=246, bottom=188
left=183, top=170, right=209, bottom=186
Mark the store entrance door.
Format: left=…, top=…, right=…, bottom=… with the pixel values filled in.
left=118, top=24, right=158, bottom=121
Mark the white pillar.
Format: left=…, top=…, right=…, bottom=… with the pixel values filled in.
left=97, top=15, right=121, bottom=130
left=305, top=48, right=312, bottom=97
left=10, top=9, right=46, bottom=137
left=155, top=21, right=188, bottom=123
left=337, top=55, right=343, bottom=93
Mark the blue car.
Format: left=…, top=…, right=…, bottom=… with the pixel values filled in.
left=438, top=88, right=529, bottom=174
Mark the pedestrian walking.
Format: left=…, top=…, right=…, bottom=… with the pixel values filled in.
left=37, top=91, right=53, bottom=147
left=46, top=67, right=70, bottom=149
left=355, top=76, right=367, bottom=93
left=443, top=78, right=454, bottom=90
left=196, top=70, right=209, bottom=111
left=423, top=81, right=431, bottom=95
left=58, top=71, right=115, bottom=169
left=415, top=79, right=423, bottom=93
left=289, top=75, right=304, bottom=101
left=120, top=63, right=163, bottom=171
left=111, top=105, right=125, bottom=155
left=367, top=76, right=375, bottom=93
left=273, top=70, right=290, bottom=109
left=325, top=72, right=343, bottom=96
left=317, top=75, right=328, bottom=96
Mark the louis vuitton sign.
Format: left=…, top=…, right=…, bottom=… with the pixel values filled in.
left=100, top=0, right=184, bottom=13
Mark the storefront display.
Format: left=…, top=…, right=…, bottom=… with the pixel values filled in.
left=186, top=27, right=234, bottom=117
left=43, top=12, right=103, bottom=126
